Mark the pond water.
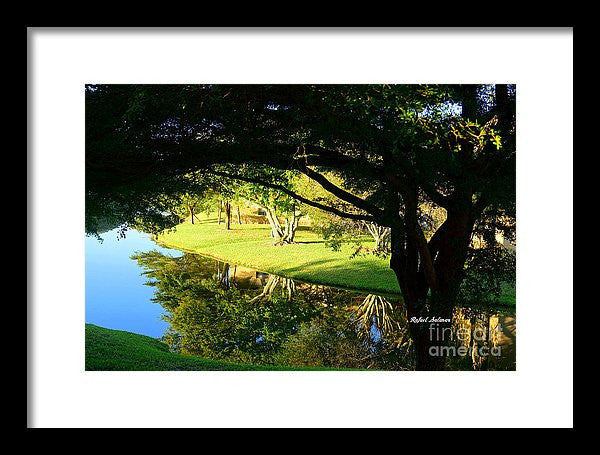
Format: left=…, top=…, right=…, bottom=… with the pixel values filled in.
left=86, top=227, right=516, bottom=370
left=85, top=228, right=183, bottom=338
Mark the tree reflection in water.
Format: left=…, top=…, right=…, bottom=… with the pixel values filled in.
left=250, top=275, right=296, bottom=302
left=132, top=250, right=515, bottom=370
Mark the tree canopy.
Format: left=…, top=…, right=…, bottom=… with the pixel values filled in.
left=86, top=83, right=516, bottom=370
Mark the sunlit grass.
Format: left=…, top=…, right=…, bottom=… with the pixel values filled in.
left=157, top=218, right=401, bottom=296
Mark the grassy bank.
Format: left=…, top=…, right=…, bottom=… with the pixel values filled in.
left=157, top=218, right=516, bottom=306
left=86, top=324, right=349, bottom=371
left=157, top=218, right=402, bottom=296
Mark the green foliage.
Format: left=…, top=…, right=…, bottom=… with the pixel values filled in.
left=274, top=319, right=373, bottom=369
left=85, top=177, right=182, bottom=238
left=320, top=221, right=352, bottom=252
left=133, top=250, right=325, bottom=365
left=459, top=248, right=516, bottom=306
left=274, top=296, right=414, bottom=370
left=163, top=279, right=322, bottom=365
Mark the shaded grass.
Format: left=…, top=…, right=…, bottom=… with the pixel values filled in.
left=85, top=324, right=349, bottom=371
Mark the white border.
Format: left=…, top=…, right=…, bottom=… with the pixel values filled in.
left=29, top=28, right=573, bottom=428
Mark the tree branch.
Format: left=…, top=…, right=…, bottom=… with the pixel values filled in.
left=206, top=170, right=377, bottom=222
left=296, top=165, right=387, bottom=219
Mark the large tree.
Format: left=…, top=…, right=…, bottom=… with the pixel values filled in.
left=228, top=169, right=305, bottom=244
left=86, top=84, right=516, bottom=370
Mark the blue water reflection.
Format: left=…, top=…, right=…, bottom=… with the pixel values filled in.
left=85, top=228, right=183, bottom=338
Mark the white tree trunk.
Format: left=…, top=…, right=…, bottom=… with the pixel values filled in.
left=251, top=275, right=296, bottom=302
left=263, top=206, right=301, bottom=245
left=364, top=222, right=391, bottom=252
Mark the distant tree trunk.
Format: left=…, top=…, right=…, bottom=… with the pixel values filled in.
left=364, top=222, right=391, bottom=252
left=217, top=200, right=222, bottom=224
left=283, top=209, right=300, bottom=243
left=263, top=206, right=301, bottom=245
left=187, top=202, right=199, bottom=224
left=225, top=201, right=231, bottom=230
left=237, top=206, right=242, bottom=224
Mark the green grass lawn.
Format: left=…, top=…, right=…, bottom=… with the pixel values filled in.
left=86, top=324, right=349, bottom=371
left=157, top=217, right=402, bottom=296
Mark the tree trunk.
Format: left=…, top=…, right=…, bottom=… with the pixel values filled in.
left=263, top=206, right=300, bottom=245
left=189, top=206, right=195, bottom=224
left=264, top=207, right=284, bottom=243
left=365, top=222, right=391, bottom=252
left=283, top=210, right=300, bottom=243
left=390, top=257, right=453, bottom=370
left=388, top=202, right=474, bottom=371
left=225, top=201, right=231, bottom=230
left=237, top=206, right=242, bottom=224
left=217, top=200, right=222, bottom=224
